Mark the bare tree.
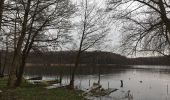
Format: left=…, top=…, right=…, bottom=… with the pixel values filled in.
left=6, top=0, right=75, bottom=88
left=16, top=0, right=75, bottom=86
left=7, top=0, right=32, bottom=88
left=107, top=0, right=170, bottom=56
left=69, top=0, right=110, bottom=89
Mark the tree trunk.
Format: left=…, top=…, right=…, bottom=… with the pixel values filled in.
left=69, top=51, right=81, bottom=89
left=15, top=56, right=26, bottom=87
left=0, top=51, right=2, bottom=77
left=1, top=49, right=8, bottom=77
left=8, top=52, right=21, bottom=88
left=2, top=36, right=9, bottom=77
left=158, top=0, right=170, bottom=34
left=98, top=66, right=101, bottom=84
left=59, top=71, right=63, bottom=85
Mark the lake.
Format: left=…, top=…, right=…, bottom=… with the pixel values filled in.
left=24, top=65, right=170, bottom=100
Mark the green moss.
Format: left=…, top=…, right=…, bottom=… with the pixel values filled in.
left=0, top=78, right=86, bottom=100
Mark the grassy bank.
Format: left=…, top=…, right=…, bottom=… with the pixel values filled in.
left=0, top=77, right=86, bottom=100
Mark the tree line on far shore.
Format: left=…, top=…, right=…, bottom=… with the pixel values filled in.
left=1, top=50, right=169, bottom=68
left=27, top=51, right=170, bottom=66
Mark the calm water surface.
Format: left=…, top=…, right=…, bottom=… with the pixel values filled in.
left=25, top=65, right=170, bottom=100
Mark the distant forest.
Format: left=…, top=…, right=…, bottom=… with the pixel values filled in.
left=2, top=51, right=169, bottom=67
left=25, top=51, right=170, bottom=66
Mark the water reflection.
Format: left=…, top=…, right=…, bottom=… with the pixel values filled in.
left=25, top=65, right=170, bottom=100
